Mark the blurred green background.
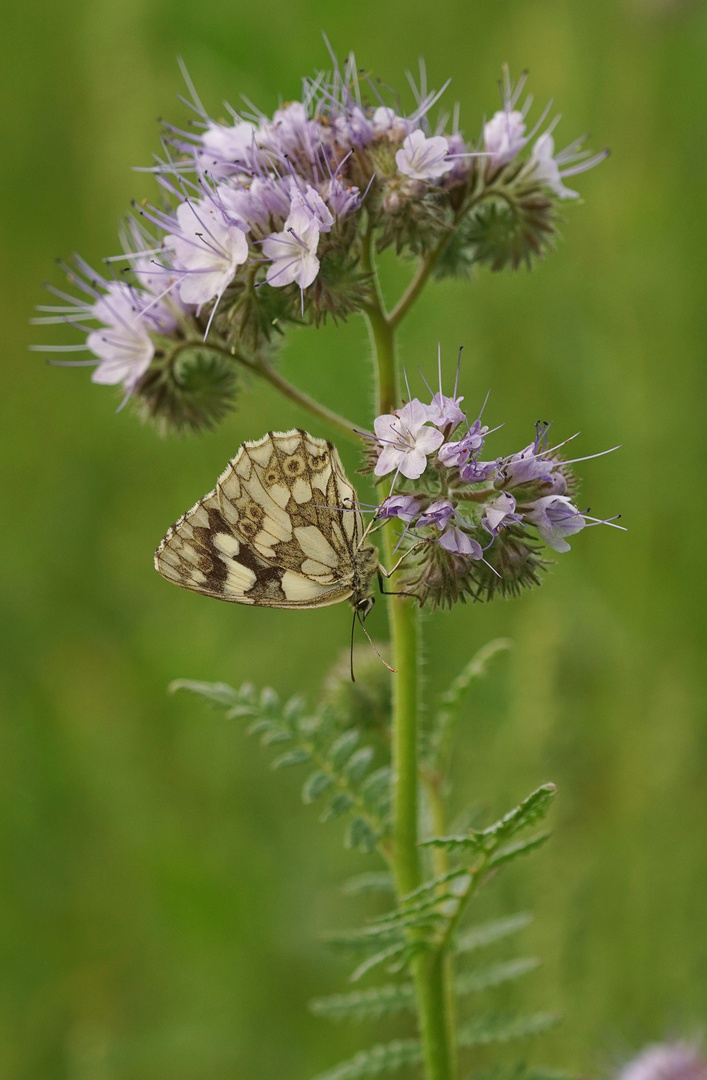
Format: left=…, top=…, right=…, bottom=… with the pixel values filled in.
left=2, top=0, right=706, bottom=1076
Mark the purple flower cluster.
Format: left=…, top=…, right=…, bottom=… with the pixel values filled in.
left=34, top=52, right=607, bottom=408
left=369, top=361, right=620, bottom=606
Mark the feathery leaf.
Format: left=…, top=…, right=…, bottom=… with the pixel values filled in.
left=310, top=1039, right=421, bottom=1080
left=310, top=982, right=415, bottom=1020
left=342, top=873, right=395, bottom=896
left=458, top=1012, right=559, bottom=1047
left=455, top=914, right=533, bottom=954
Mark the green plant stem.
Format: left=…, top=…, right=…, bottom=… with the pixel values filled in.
left=195, top=340, right=363, bottom=445
left=363, top=244, right=455, bottom=1080
left=425, top=776, right=458, bottom=1078
left=388, top=235, right=451, bottom=329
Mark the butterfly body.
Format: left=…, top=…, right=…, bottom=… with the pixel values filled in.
left=155, top=429, right=379, bottom=614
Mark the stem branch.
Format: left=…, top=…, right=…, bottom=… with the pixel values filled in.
left=193, top=339, right=363, bottom=445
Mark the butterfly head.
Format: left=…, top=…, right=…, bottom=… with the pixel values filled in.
left=354, top=595, right=375, bottom=622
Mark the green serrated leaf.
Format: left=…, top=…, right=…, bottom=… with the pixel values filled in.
left=302, top=770, right=335, bottom=804
left=270, top=747, right=312, bottom=770
left=320, top=792, right=355, bottom=823
left=458, top=1012, right=560, bottom=1047
left=310, top=982, right=415, bottom=1020
left=345, top=746, right=375, bottom=782
left=260, top=728, right=292, bottom=747
left=349, top=943, right=407, bottom=982
left=419, top=833, right=484, bottom=853
left=329, top=730, right=361, bottom=769
left=345, top=817, right=379, bottom=853
left=437, top=639, right=512, bottom=716
left=168, top=679, right=241, bottom=708
left=322, top=925, right=403, bottom=952
left=488, top=832, right=551, bottom=868
left=341, top=873, right=395, bottom=896
left=456, top=957, right=540, bottom=995
left=310, top=1038, right=421, bottom=1080
left=400, top=867, right=470, bottom=904
left=244, top=718, right=280, bottom=738
left=482, top=785, right=557, bottom=844
left=259, top=686, right=280, bottom=712
left=455, top=913, right=533, bottom=954
left=467, top=1064, right=575, bottom=1080
left=360, top=767, right=392, bottom=804
left=283, top=694, right=307, bottom=722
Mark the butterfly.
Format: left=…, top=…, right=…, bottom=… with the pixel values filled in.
left=154, top=429, right=381, bottom=622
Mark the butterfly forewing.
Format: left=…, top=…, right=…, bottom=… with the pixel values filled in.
left=155, top=430, right=377, bottom=610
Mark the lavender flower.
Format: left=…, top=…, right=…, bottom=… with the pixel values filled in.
left=365, top=357, right=620, bottom=609
left=371, top=106, right=408, bottom=139
left=523, top=495, right=585, bottom=552
left=484, top=109, right=527, bottom=167
left=373, top=399, right=445, bottom=480
left=165, top=197, right=249, bottom=307
left=377, top=494, right=422, bottom=523
left=395, top=130, right=451, bottom=181
left=32, top=259, right=182, bottom=396
left=528, top=133, right=580, bottom=200
left=36, top=49, right=608, bottom=430
left=617, top=1044, right=707, bottom=1080
left=437, top=419, right=488, bottom=467
left=262, top=198, right=321, bottom=289
left=439, top=527, right=482, bottom=557
left=417, top=500, right=455, bottom=530
left=482, top=492, right=522, bottom=536
left=198, top=118, right=259, bottom=177
left=87, top=288, right=159, bottom=390
left=325, top=177, right=362, bottom=218
left=426, top=390, right=466, bottom=430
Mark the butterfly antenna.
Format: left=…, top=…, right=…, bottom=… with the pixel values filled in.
left=454, top=346, right=463, bottom=398
left=356, top=611, right=397, bottom=674
left=350, top=609, right=357, bottom=682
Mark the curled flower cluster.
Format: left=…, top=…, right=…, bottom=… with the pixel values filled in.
left=369, top=362, right=620, bottom=607
left=34, top=51, right=606, bottom=433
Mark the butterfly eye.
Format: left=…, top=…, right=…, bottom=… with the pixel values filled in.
left=284, top=454, right=306, bottom=476
left=264, top=468, right=281, bottom=486
left=356, top=596, right=375, bottom=620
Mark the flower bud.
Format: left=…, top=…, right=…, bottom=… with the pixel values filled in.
left=132, top=345, right=238, bottom=435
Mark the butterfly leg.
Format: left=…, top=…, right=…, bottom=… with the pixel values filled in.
left=378, top=540, right=425, bottom=580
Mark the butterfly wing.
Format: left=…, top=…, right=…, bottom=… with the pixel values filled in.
left=155, top=429, right=369, bottom=609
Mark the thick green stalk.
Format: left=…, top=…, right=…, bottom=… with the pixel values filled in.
left=363, top=253, right=455, bottom=1080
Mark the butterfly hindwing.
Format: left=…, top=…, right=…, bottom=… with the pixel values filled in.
left=155, top=430, right=376, bottom=610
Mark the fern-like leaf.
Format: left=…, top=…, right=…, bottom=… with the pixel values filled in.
left=310, top=982, right=415, bottom=1020
left=426, top=639, right=512, bottom=770
left=342, top=873, right=395, bottom=896
left=310, top=1039, right=422, bottom=1080
left=421, top=785, right=557, bottom=855
left=455, top=913, right=533, bottom=954
left=458, top=1012, right=559, bottom=1048
left=456, top=957, right=540, bottom=995
left=488, top=833, right=552, bottom=869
